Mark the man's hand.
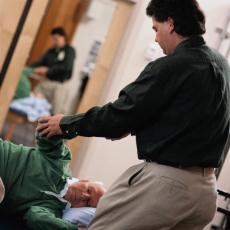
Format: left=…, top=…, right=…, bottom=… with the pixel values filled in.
left=33, top=66, right=49, bottom=76
left=37, top=114, right=64, bottom=138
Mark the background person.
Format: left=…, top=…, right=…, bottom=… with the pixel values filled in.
left=15, top=27, right=76, bottom=114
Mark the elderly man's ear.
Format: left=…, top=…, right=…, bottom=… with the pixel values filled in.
left=0, top=178, right=5, bottom=203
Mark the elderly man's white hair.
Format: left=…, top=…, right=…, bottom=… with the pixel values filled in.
left=0, top=178, right=5, bottom=203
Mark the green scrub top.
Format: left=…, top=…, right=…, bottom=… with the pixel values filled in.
left=0, top=134, right=77, bottom=230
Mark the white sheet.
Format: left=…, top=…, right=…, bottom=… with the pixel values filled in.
left=10, top=96, right=51, bottom=122
left=62, top=207, right=96, bottom=227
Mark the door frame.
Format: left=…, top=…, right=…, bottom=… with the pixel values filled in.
left=68, top=0, right=137, bottom=169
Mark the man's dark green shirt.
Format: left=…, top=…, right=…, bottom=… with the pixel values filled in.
left=60, top=36, right=230, bottom=168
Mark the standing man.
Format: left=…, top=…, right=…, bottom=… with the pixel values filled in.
left=38, top=0, right=230, bottom=229
left=15, top=27, right=76, bottom=114
left=32, top=27, right=76, bottom=114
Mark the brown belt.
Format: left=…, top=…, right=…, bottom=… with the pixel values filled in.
left=145, top=160, right=215, bottom=176
left=179, top=166, right=215, bottom=176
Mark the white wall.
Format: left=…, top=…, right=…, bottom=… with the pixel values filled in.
left=72, top=0, right=153, bottom=186
left=63, top=0, right=116, bottom=114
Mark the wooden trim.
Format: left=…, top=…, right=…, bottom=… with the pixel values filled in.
left=0, top=0, right=49, bottom=132
left=68, top=0, right=135, bottom=169
left=0, top=0, right=33, bottom=86
left=28, top=0, right=91, bottom=65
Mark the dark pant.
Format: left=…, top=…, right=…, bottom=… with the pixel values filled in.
left=0, top=214, right=29, bottom=230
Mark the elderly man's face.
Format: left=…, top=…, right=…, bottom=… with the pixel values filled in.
left=64, top=180, right=106, bottom=208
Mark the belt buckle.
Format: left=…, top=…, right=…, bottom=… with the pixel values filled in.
left=202, top=168, right=214, bottom=176
left=177, top=165, right=183, bottom=169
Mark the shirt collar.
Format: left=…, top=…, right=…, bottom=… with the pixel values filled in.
left=42, top=177, right=79, bottom=209
left=55, top=44, right=67, bottom=52
left=59, top=178, right=79, bottom=198
left=173, top=36, right=206, bottom=54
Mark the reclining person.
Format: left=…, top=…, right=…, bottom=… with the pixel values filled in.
left=0, top=133, right=105, bottom=230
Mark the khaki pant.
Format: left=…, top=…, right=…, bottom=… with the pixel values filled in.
left=88, top=162, right=217, bottom=230
left=0, top=178, right=5, bottom=203
left=35, top=78, right=69, bottom=114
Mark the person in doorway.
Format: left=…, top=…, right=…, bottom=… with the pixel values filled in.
left=15, top=27, right=76, bottom=114
left=37, top=0, right=230, bottom=229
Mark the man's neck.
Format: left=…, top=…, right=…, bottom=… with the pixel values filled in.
left=176, top=36, right=190, bottom=46
left=169, top=35, right=190, bottom=54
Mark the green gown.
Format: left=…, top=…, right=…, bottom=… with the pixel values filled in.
left=0, top=134, right=77, bottom=230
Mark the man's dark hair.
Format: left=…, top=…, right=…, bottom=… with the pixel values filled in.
left=51, top=27, right=67, bottom=39
left=146, top=0, right=206, bottom=37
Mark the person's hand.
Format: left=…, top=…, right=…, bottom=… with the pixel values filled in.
left=37, top=114, right=64, bottom=138
left=106, top=133, right=130, bottom=141
left=33, top=66, right=49, bottom=76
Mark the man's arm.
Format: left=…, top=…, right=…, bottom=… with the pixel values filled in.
left=24, top=206, right=77, bottom=230
left=30, top=50, right=49, bottom=68
left=38, top=58, right=185, bottom=139
left=35, top=132, right=76, bottom=159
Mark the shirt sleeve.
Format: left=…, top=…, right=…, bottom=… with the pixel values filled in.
left=35, top=133, right=74, bottom=160
left=30, top=51, right=49, bottom=68
left=47, top=48, right=76, bottom=81
left=24, top=206, right=77, bottom=230
left=60, top=58, right=182, bottom=139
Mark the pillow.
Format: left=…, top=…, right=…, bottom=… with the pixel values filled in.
left=62, top=207, right=96, bottom=227
left=0, top=178, right=5, bottom=203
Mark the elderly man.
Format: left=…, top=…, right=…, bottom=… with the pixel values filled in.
left=0, top=134, right=105, bottom=230
left=0, top=178, right=4, bottom=204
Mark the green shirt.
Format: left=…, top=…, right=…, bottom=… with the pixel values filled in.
left=14, top=67, right=33, bottom=100
left=0, top=134, right=77, bottom=230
